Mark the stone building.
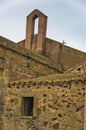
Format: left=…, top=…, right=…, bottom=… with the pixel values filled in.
left=0, top=9, right=86, bottom=130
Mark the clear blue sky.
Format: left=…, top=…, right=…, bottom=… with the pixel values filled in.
left=0, top=0, right=86, bottom=52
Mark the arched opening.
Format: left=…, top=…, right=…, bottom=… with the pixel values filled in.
left=34, top=17, right=39, bottom=35
left=31, top=17, right=39, bottom=51
left=25, top=9, right=47, bottom=53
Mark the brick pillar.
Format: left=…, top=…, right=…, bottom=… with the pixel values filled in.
left=25, top=17, right=34, bottom=50
left=25, top=9, right=47, bottom=53
left=37, top=15, right=47, bottom=53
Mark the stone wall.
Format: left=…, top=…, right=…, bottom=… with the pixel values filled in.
left=65, top=62, right=86, bottom=74
left=0, top=93, right=3, bottom=130
left=0, top=79, right=4, bottom=130
left=17, top=36, right=86, bottom=72
left=0, top=42, right=60, bottom=84
left=43, top=38, right=86, bottom=71
left=2, top=73, right=86, bottom=130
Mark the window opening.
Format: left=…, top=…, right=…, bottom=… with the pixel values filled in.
left=22, top=97, right=34, bottom=116
left=34, top=17, right=39, bottom=35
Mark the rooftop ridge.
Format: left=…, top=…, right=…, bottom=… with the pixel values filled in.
left=8, top=72, right=86, bottom=87
left=65, top=61, right=86, bottom=73
left=27, top=9, right=47, bottom=18
left=45, top=37, right=86, bottom=54
left=0, top=35, right=16, bottom=44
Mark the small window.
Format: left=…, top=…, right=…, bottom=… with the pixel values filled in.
left=22, top=97, right=34, bottom=116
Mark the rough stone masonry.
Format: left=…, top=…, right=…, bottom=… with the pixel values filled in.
left=0, top=9, right=86, bottom=130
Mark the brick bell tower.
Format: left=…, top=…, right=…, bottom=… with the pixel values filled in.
left=25, top=9, right=47, bottom=53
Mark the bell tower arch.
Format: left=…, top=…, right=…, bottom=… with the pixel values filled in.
left=25, top=9, right=47, bottom=53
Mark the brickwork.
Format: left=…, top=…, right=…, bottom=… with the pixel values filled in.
left=43, top=38, right=86, bottom=71
left=18, top=36, right=86, bottom=71
left=25, top=9, right=47, bottom=53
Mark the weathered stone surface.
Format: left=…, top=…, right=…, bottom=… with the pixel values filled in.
left=53, top=123, right=59, bottom=129
left=0, top=9, right=86, bottom=130
left=42, top=38, right=86, bottom=71
left=2, top=73, right=85, bottom=130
